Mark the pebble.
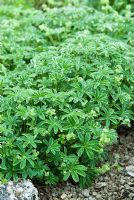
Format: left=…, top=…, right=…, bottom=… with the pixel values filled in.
left=120, top=179, right=125, bottom=184
left=126, top=165, right=134, bottom=177
left=88, top=197, right=96, bottom=200
left=96, top=194, right=101, bottom=199
left=95, top=182, right=107, bottom=189
left=82, top=189, right=90, bottom=197
left=61, top=193, right=68, bottom=199
left=93, top=192, right=97, bottom=196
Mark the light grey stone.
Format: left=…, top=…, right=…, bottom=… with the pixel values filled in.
left=88, top=197, right=96, bottom=200
left=96, top=194, right=102, bottom=199
left=0, top=180, right=38, bottom=200
left=95, top=182, right=107, bottom=189
left=61, top=193, right=67, bottom=199
left=82, top=189, right=90, bottom=197
left=126, top=165, right=134, bottom=171
left=126, top=165, right=134, bottom=177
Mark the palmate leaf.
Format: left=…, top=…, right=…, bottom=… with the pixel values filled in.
left=100, top=107, right=119, bottom=127
left=70, top=164, right=87, bottom=182
left=46, top=138, right=60, bottom=155
left=74, top=165, right=87, bottom=177
left=73, top=133, right=102, bottom=159
left=47, top=117, right=63, bottom=134
left=61, top=151, right=87, bottom=182
left=63, top=164, right=87, bottom=182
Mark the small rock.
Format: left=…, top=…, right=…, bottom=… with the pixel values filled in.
left=96, top=194, right=102, bottom=199
left=82, top=189, right=90, bottom=197
left=126, top=165, right=134, bottom=177
left=88, top=197, right=96, bottom=200
left=128, top=182, right=134, bottom=187
left=129, top=193, right=134, bottom=199
left=124, top=155, right=130, bottom=162
left=61, top=193, right=67, bottom=199
left=125, top=185, right=131, bottom=190
left=120, top=179, right=125, bottom=185
left=95, top=182, right=107, bottom=189
left=67, top=193, right=72, bottom=198
left=79, top=193, right=83, bottom=197
left=0, top=180, right=38, bottom=200
left=126, top=165, right=134, bottom=171
left=52, top=192, right=57, bottom=197
left=127, top=171, right=134, bottom=177
left=93, top=192, right=97, bottom=196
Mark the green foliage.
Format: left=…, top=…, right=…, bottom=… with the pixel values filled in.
left=0, top=1, right=134, bottom=187
left=1, top=0, right=134, bottom=12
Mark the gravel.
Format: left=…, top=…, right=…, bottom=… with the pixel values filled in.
left=36, top=130, right=134, bottom=200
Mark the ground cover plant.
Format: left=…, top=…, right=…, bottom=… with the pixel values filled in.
left=0, top=0, right=134, bottom=187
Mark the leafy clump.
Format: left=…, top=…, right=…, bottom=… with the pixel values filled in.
left=0, top=1, right=134, bottom=187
